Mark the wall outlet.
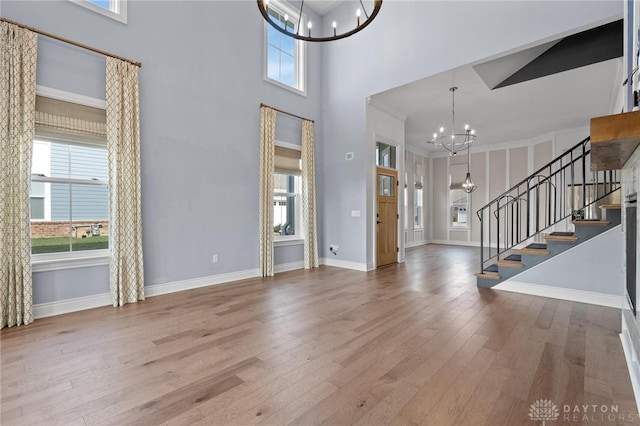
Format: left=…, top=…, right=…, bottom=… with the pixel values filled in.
left=329, top=244, right=339, bottom=255
left=212, top=254, right=219, bottom=264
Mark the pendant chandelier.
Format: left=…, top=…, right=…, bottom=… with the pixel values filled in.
left=430, top=86, right=477, bottom=193
left=461, top=143, right=476, bottom=193
left=428, top=87, right=477, bottom=156
left=257, top=0, right=383, bottom=42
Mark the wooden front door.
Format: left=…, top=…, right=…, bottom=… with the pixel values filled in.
left=377, top=167, right=398, bottom=267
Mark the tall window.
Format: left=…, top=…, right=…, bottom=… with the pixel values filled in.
left=31, top=96, right=109, bottom=255
left=265, top=0, right=305, bottom=93
left=451, top=189, right=469, bottom=228
left=274, top=144, right=303, bottom=241
left=414, top=187, right=423, bottom=228
left=274, top=173, right=301, bottom=240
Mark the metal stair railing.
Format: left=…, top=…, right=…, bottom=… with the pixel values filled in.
left=476, top=137, right=620, bottom=273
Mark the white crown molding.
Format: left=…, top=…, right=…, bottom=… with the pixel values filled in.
left=367, top=97, right=408, bottom=122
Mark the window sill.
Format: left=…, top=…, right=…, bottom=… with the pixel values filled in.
left=274, top=238, right=304, bottom=247
left=264, top=77, right=307, bottom=98
left=32, top=250, right=109, bottom=273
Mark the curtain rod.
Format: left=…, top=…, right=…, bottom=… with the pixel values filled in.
left=1, top=17, right=142, bottom=68
left=260, top=103, right=314, bottom=123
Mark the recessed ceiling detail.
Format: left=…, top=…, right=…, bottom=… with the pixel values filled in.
left=473, top=20, right=623, bottom=90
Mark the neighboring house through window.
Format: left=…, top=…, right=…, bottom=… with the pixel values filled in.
left=265, top=0, right=306, bottom=94
left=31, top=94, right=109, bottom=256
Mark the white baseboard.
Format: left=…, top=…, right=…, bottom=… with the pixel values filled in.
left=621, top=319, right=640, bottom=414
left=34, top=292, right=112, bottom=319
left=320, top=257, right=368, bottom=271
left=274, top=261, right=304, bottom=274
left=31, top=260, right=336, bottom=319
left=145, top=268, right=261, bottom=297
left=494, top=280, right=623, bottom=308
left=430, top=239, right=481, bottom=248
left=406, top=240, right=429, bottom=248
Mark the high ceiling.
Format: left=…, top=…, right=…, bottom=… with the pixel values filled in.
left=370, top=21, right=623, bottom=153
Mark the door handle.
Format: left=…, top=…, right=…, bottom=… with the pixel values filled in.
left=377, top=220, right=383, bottom=224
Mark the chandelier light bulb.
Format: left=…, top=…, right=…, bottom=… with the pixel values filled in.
left=257, top=0, right=382, bottom=42
left=440, top=127, right=444, bottom=133
left=433, top=133, right=438, bottom=139
left=464, top=124, right=469, bottom=130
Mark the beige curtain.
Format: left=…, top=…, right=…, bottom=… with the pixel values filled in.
left=0, top=22, right=37, bottom=328
left=259, top=106, right=276, bottom=277
left=301, top=120, right=318, bottom=269
left=106, top=57, right=144, bottom=307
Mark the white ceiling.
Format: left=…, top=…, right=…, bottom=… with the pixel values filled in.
left=305, top=1, right=342, bottom=16
left=371, top=57, right=622, bottom=152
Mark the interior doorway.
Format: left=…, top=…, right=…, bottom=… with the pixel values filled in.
left=377, top=167, right=398, bottom=267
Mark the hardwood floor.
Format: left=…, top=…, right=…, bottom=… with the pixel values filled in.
left=1, top=244, right=638, bottom=425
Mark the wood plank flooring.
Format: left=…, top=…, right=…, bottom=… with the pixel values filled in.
left=1, top=244, right=638, bottom=425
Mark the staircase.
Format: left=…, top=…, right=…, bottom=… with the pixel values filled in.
left=475, top=137, right=621, bottom=288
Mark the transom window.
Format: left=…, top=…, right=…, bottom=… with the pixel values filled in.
left=265, top=0, right=305, bottom=93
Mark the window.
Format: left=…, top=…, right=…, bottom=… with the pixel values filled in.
left=414, top=187, right=423, bottom=228
left=31, top=142, right=109, bottom=254
left=451, top=188, right=469, bottom=228
left=71, top=0, right=127, bottom=23
left=274, top=173, right=301, bottom=240
left=31, top=95, right=109, bottom=256
left=376, top=142, right=397, bottom=169
left=265, top=0, right=305, bottom=93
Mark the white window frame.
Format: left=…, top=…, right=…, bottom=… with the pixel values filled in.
left=273, top=172, right=303, bottom=246
left=31, top=87, right=110, bottom=272
left=414, top=187, right=423, bottom=229
left=70, top=0, right=128, bottom=24
left=263, top=0, right=307, bottom=96
left=449, top=188, right=470, bottom=230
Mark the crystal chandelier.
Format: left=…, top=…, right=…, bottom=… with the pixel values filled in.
left=428, top=87, right=477, bottom=156
left=257, top=0, right=383, bottom=42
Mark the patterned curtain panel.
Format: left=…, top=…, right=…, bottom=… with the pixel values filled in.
left=259, top=106, right=276, bottom=277
left=301, top=120, right=318, bottom=269
left=106, top=57, right=144, bottom=307
left=0, top=22, right=37, bottom=328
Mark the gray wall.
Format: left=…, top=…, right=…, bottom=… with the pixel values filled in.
left=4, top=0, right=323, bottom=303
left=3, top=0, right=623, bottom=305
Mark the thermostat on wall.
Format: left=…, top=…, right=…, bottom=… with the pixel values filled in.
left=345, top=152, right=354, bottom=160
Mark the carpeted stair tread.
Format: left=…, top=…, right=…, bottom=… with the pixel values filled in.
left=519, top=242, right=550, bottom=255
left=545, top=232, right=578, bottom=242
left=504, top=254, right=521, bottom=261
left=485, top=264, right=499, bottom=273
left=526, top=243, right=547, bottom=250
